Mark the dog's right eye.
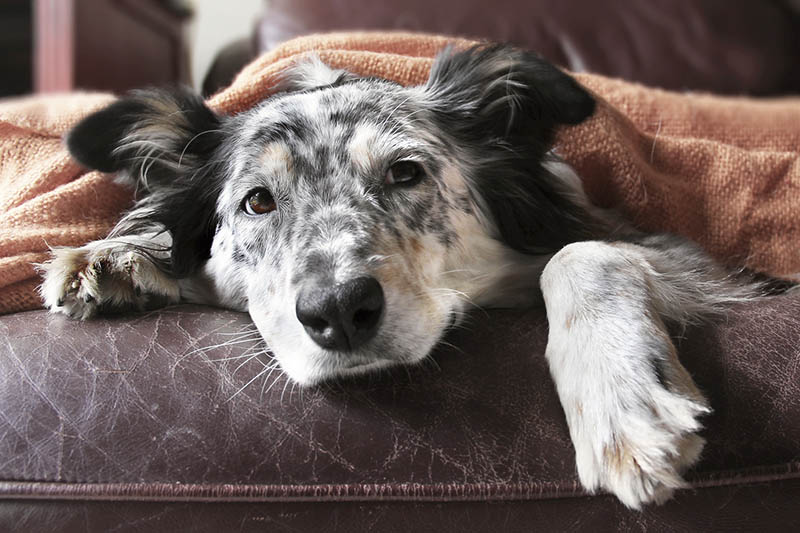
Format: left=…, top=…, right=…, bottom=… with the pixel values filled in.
left=242, top=188, right=276, bottom=216
left=385, top=160, right=426, bottom=187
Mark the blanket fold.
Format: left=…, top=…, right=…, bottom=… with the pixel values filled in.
left=1, top=32, right=797, bottom=314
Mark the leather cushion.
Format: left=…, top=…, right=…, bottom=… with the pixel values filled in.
left=1, top=294, right=798, bottom=496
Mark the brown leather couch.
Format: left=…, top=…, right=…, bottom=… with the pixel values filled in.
left=3, top=1, right=800, bottom=531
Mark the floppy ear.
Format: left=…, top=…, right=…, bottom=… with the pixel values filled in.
left=424, top=44, right=600, bottom=253
left=425, top=44, right=594, bottom=143
left=66, top=87, right=225, bottom=276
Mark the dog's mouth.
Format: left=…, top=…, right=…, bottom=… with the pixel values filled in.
left=291, top=311, right=457, bottom=385
left=337, top=358, right=399, bottom=377
left=341, top=357, right=390, bottom=370
left=330, top=343, right=411, bottom=374
left=261, top=324, right=435, bottom=386
left=285, top=349, right=408, bottom=386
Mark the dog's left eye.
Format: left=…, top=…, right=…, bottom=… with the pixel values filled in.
left=385, top=161, right=425, bottom=187
left=242, top=188, right=276, bottom=216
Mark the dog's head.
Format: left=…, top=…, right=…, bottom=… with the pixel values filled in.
left=67, top=45, right=596, bottom=385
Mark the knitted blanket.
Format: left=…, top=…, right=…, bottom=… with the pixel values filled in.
left=1, top=32, right=798, bottom=314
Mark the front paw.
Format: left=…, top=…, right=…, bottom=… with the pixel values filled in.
left=38, top=244, right=179, bottom=319
left=569, top=380, right=710, bottom=509
left=38, top=247, right=102, bottom=319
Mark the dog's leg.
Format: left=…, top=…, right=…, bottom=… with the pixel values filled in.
left=39, top=232, right=181, bottom=319
left=540, top=238, right=753, bottom=508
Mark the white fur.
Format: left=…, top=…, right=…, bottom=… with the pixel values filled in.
left=541, top=241, right=711, bottom=508
left=276, top=54, right=350, bottom=92
left=38, top=232, right=180, bottom=319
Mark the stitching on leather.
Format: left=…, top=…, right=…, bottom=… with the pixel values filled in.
left=2, top=462, right=798, bottom=502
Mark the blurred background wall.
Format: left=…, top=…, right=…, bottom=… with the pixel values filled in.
left=189, top=0, right=262, bottom=90
left=0, top=0, right=266, bottom=98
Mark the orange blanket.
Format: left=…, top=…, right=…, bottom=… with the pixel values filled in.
left=1, top=32, right=798, bottom=314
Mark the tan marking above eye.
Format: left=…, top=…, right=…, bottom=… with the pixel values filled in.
left=259, top=142, right=294, bottom=174
left=348, top=124, right=380, bottom=173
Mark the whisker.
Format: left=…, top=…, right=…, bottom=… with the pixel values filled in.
left=216, top=327, right=260, bottom=336
left=280, top=376, right=292, bottom=404
left=262, top=372, right=285, bottom=398
left=178, top=129, right=223, bottom=168
left=367, top=253, right=401, bottom=265
left=421, top=356, right=442, bottom=373
left=195, top=337, right=261, bottom=352
left=227, top=365, right=272, bottom=402
left=231, top=349, right=268, bottom=375
left=259, top=362, right=282, bottom=400
left=171, top=335, right=262, bottom=370
left=381, top=94, right=415, bottom=128
left=436, top=339, right=466, bottom=356
left=206, top=351, right=266, bottom=363
left=176, top=336, right=262, bottom=365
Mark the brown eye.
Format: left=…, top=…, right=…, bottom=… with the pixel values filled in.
left=242, top=188, right=276, bottom=216
left=385, top=160, right=425, bottom=187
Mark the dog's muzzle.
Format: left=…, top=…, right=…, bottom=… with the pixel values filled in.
left=295, top=276, right=384, bottom=351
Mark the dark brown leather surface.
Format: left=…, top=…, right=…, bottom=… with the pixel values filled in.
left=1, top=293, right=799, bottom=530
left=257, top=0, right=800, bottom=96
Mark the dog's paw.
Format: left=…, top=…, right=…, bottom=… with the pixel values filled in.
left=38, top=243, right=180, bottom=319
left=568, top=373, right=710, bottom=509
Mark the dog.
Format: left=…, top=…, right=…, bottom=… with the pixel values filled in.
left=38, top=44, right=765, bottom=509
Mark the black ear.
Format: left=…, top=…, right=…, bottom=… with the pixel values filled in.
left=66, top=87, right=225, bottom=277
left=67, top=87, right=222, bottom=177
left=424, top=45, right=600, bottom=253
left=67, top=99, right=151, bottom=173
left=425, top=44, right=594, bottom=142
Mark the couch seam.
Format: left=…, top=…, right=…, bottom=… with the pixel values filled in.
left=1, top=462, right=798, bottom=503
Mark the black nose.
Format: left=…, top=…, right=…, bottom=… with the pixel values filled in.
left=295, top=276, right=384, bottom=351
